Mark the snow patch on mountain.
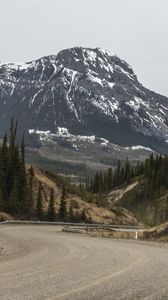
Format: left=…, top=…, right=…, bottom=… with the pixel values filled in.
left=56, top=127, right=71, bottom=137
left=100, top=138, right=109, bottom=146
left=86, top=49, right=97, bottom=62
left=107, top=82, right=115, bottom=89
left=88, top=74, right=103, bottom=86
left=126, top=96, right=150, bottom=112
left=29, top=128, right=107, bottom=146
left=0, top=62, right=30, bottom=70
left=124, top=145, right=153, bottom=151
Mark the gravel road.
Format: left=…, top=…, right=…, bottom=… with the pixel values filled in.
left=0, top=225, right=168, bottom=300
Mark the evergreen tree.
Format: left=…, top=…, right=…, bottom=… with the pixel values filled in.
left=59, top=185, right=67, bottom=221
left=0, top=155, right=6, bottom=210
left=0, top=188, right=3, bottom=211
left=36, top=183, right=44, bottom=220
left=8, top=179, right=19, bottom=213
left=21, top=134, right=25, bottom=164
left=103, top=172, right=108, bottom=192
left=93, top=172, right=100, bottom=193
left=124, top=157, right=131, bottom=182
left=47, top=189, right=55, bottom=221
left=99, top=171, right=103, bottom=192
left=68, top=200, right=74, bottom=222
left=107, top=168, right=113, bottom=190
left=21, top=179, right=31, bottom=214
left=1, top=134, right=8, bottom=173
left=115, top=160, right=121, bottom=186
left=28, top=166, right=35, bottom=212
left=80, top=209, right=86, bottom=222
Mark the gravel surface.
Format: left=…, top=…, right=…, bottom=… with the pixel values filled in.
left=0, top=225, right=168, bottom=300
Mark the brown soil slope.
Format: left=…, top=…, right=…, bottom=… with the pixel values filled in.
left=31, top=167, right=139, bottom=225
left=141, top=222, right=168, bottom=241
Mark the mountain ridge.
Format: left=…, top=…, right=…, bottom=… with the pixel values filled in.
left=0, top=47, right=168, bottom=153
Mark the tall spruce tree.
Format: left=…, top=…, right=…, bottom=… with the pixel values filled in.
left=8, top=179, right=19, bottom=213
left=68, top=200, right=74, bottom=222
left=36, top=183, right=44, bottom=220
left=59, top=185, right=67, bottom=221
left=47, top=189, right=55, bottom=221
left=93, top=172, right=100, bottom=193
left=107, top=168, right=113, bottom=190
left=124, top=157, right=131, bottom=182
left=28, top=166, right=35, bottom=213
left=21, top=134, right=25, bottom=165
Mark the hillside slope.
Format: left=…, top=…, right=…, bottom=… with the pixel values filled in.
left=27, top=167, right=139, bottom=225
left=106, top=179, right=168, bottom=226
left=142, top=222, right=168, bottom=241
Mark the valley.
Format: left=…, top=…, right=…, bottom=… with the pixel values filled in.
left=1, top=2, right=168, bottom=300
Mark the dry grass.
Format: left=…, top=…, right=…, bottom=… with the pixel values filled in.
left=88, top=229, right=137, bottom=239
left=141, top=222, right=168, bottom=242
left=0, top=212, right=14, bottom=221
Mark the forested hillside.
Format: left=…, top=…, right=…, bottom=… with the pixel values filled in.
left=88, top=154, right=168, bottom=226
left=1, top=120, right=168, bottom=226
left=0, top=120, right=71, bottom=220
left=0, top=121, right=138, bottom=225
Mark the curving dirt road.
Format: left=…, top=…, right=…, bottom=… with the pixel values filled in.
left=0, top=225, right=168, bottom=300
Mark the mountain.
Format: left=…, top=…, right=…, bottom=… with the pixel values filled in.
left=0, top=47, right=168, bottom=154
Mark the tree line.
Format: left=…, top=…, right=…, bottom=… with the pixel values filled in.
left=87, top=153, right=168, bottom=195
left=84, top=153, right=168, bottom=224
left=36, top=183, right=87, bottom=222
left=87, top=158, right=135, bottom=193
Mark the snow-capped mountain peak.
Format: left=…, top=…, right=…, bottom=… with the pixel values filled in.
left=0, top=47, right=168, bottom=152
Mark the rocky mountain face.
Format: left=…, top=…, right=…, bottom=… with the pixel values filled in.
left=0, top=47, right=168, bottom=152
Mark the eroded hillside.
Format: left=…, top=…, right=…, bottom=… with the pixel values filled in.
left=27, top=167, right=139, bottom=225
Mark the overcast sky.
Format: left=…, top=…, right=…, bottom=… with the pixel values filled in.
left=0, top=0, right=168, bottom=96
